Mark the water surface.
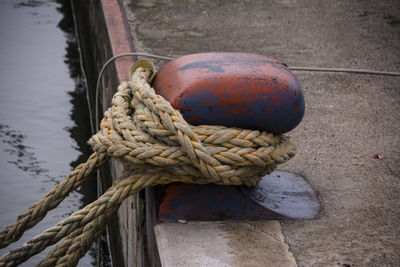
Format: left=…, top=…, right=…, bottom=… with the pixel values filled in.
left=0, top=0, right=109, bottom=265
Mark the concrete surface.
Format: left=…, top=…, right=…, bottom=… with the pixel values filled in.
left=155, top=221, right=296, bottom=267
left=122, top=0, right=400, bottom=266
left=73, top=0, right=143, bottom=266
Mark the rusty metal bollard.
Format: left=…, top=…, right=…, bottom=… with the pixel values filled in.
left=147, top=53, right=318, bottom=222
left=154, top=52, right=304, bottom=134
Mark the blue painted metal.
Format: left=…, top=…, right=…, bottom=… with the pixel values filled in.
left=152, top=53, right=314, bottom=222
left=157, top=171, right=320, bottom=222
left=240, top=171, right=320, bottom=219
left=153, top=52, right=305, bottom=134
left=158, top=182, right=291, bottom=222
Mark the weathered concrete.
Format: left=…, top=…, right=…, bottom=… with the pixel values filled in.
left=73, top=0, right=146, bottom=266
left=122, top=0, right=400, bottom=266
left=155, top=221, right=296, bottom=267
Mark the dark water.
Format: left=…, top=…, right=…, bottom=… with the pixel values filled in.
left=0, top=0, right=110, bottom=265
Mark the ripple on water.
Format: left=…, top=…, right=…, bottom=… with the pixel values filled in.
left=0, top=0, right=110, bottom=266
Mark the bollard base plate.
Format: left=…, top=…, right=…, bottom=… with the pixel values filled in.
left=240, top=171, right=320, bottom=219
left=157, top=171, right=320, bottom=222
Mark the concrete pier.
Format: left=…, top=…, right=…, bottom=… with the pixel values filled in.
left=73, top=0, right=145, bottom=266
left=122, top=0, right=400, bottom=266
left=75, top=0, right=400, bottom=266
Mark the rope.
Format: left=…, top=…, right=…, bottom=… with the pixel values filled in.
left=94, top=52, right=175, bottom=266
left=95, top=53, right=400, bottom=101
left=0, top=67, right=295, bottom=266
left=96, top=53, right=174, bottom=130
left=0, top=152, right=108, bottom=249
left=0, top=51, right=395, bottom=266
left=289, top=66, right=400, bottom=76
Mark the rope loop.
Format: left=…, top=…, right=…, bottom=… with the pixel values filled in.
left=0, top=66, right=296, bottom=267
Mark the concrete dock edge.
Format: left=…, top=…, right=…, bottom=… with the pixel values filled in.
left=121, top=0, right=400, bottom=266
left=72, top=0, right=304, bottom=266
left=72, top=0, right=400, bottom=266
left=73, top=0, right=148, bottom=266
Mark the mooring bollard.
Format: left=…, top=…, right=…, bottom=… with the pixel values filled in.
left=154, top=52, right=305, bottom=134
left=0, top=53, right=317, bottom=266
left=150, top=53, right=318, bottom=222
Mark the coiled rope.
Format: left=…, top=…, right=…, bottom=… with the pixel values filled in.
left=0, top=67, right=296, bottom=266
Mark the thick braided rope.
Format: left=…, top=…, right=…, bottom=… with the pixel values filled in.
left=0, top=172, right=158, bottom=266
left=38, top=226, right=86, bottom=266
left=41, top=172, right=150, bottom=267
left=38, top=213, right=107, bottom=267
left=0, top=152, right=108, bottom=249
left=91, top=69, right=295, bottom=185
left=0, top=68, right=296, bottom=266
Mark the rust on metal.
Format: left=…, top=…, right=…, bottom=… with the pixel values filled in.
left=157, top=171, right=320, bottom=222
left=153, top=53, right=309, bottom=221
left=158, top=183, right=291, bottom=222
left=154, top=53, right=305, bottom=134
